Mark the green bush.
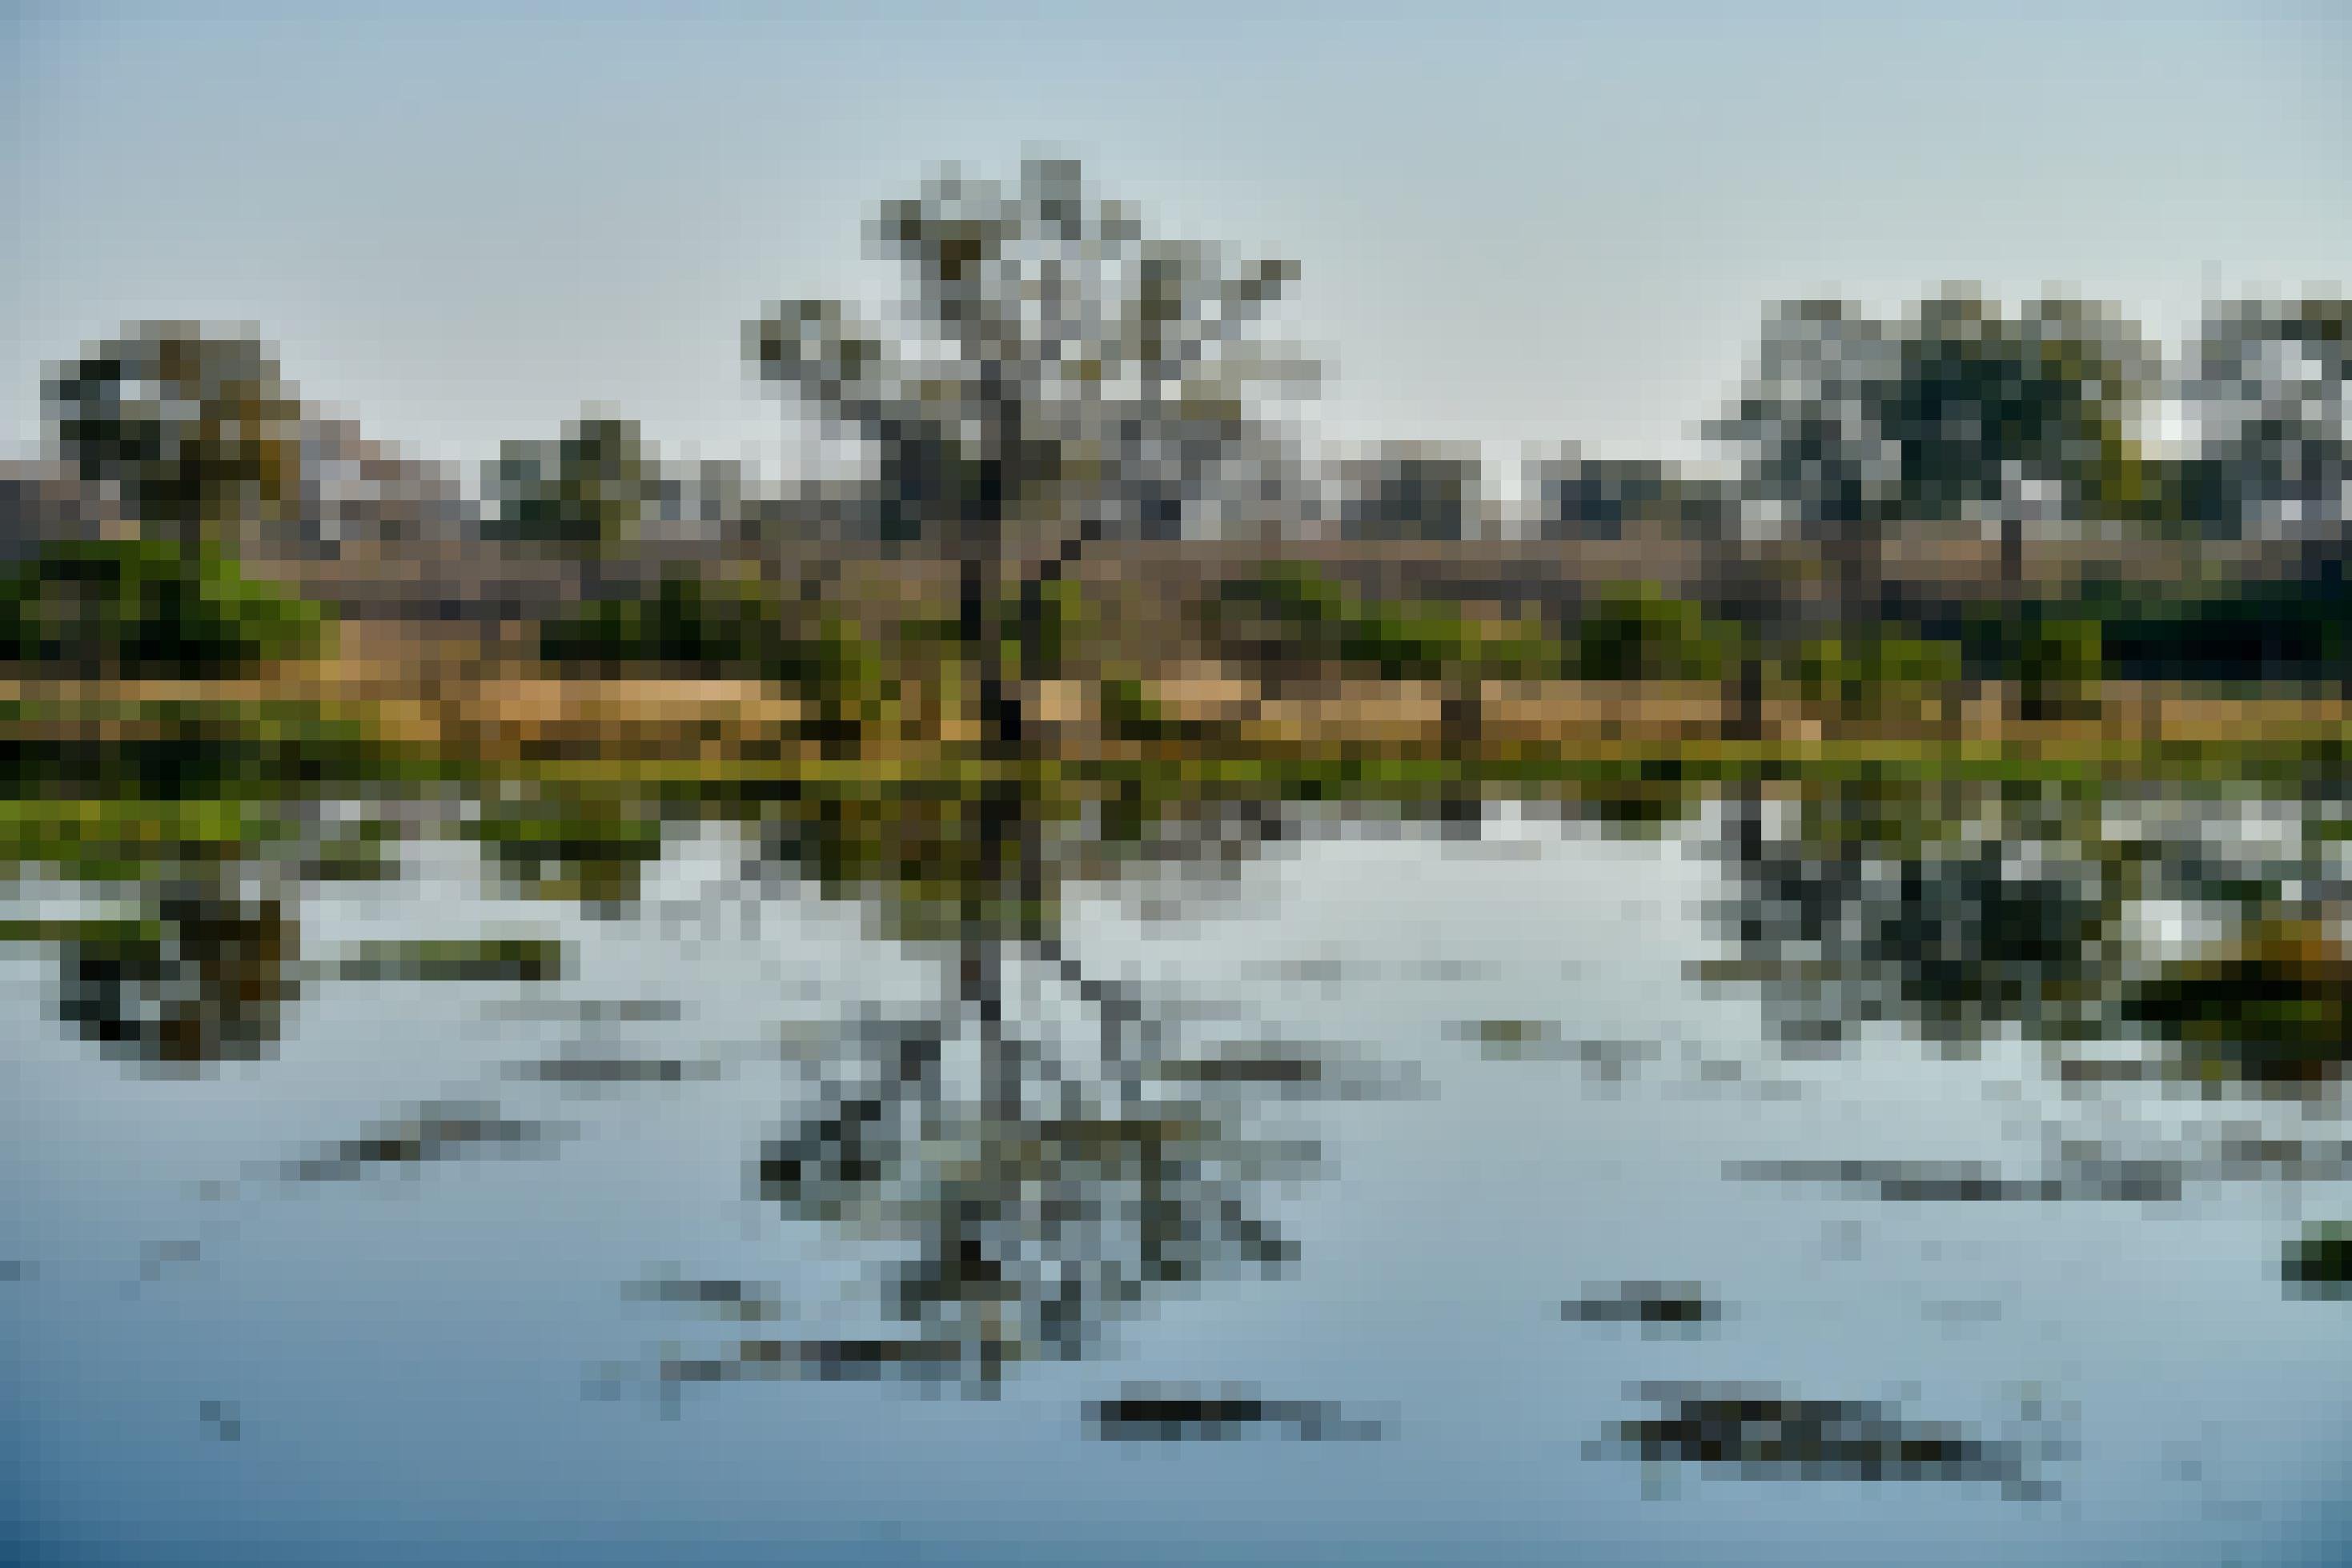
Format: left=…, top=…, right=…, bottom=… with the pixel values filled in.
left=1780, top=631, right=1965, bottom=716
left=2015, top=616, right=2104, bottom=719
left=539, top=571, right=882, bottom=752
left=540, top=571, right=781, bottom=676
left=1567, top=585, right=1736, bottom=682
left=1002, top=578, right=1092, bottom=681
left=1215, top=565, right=1566, bottom=683
left=0, top=538, right=327, bottom=676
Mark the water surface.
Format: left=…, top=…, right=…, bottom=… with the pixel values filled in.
left=5, top=793, right=2349, bottom=1566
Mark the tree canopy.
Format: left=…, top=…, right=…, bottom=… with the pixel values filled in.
left=745, top=157, right=1318, bottom=555
left=1708, top=288, right=2160, bottom=539
left=483, top=413, right=659, bottom=555
left=43, top=322, right=308, bottom=550
left=2183, top=297, right=2350, bottom=537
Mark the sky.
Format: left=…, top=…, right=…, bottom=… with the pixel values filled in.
left=6, top=0, right=2348, bottom=485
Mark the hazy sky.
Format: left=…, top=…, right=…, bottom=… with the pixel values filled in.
left=7, top=0, right=2347, bottom=481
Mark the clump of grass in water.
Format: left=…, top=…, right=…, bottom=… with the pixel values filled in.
left=2283, top=1221, right=2352, bottom=1301
left=2129, top=918, right=2352, bottom=1090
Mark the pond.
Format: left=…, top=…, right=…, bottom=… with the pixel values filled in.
left=3, top=785, right=2348, bottom=1566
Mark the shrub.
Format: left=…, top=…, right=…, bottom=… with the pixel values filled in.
left=1567, top=585, right=1736, bottom=682
left=1781, top=631, right=1965, bottom=717
left=0, top=538, right=326, bottom=677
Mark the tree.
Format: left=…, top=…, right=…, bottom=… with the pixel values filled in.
left=1706, top=300, right=1903, bottom=733
left=484, top=412, right=659, bottom=555
left=0, top=536, right=326, bottom=678
left=1708, top=299, right=1903, bottom=553
left=2181, top=297, right=2350, bottom=539
left=747, top=155, right=1315, bottom=743
left=1709, top=290, right=2155, bottom=728
left=1712, top=289, right=2157, bottom=599
left=737, top=162, right=1325, bottom=1384
left=1881, top=290, right=2157, bottom=585
left=745, top=157, right=1316, bottom=1058
left=44, top=322, right=308, bottom=555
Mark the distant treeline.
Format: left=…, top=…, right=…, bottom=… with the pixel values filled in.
left=9, top=157, right=2346, bottom=689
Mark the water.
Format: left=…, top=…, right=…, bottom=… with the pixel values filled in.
left=5, top=796, right=2349, bottom=1566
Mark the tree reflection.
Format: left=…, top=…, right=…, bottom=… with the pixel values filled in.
left=1709, top=776, right=2352, bottom=1093
left=1706, top=780, right=2132, bottom=1053
left=740, top=780, right=1329, bottom=1391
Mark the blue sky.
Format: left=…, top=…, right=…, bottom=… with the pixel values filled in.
left=6, top=0, right=2347, bottom=479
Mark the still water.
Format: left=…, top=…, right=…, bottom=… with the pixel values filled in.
left=5, top=794, right=2349, bottom=1566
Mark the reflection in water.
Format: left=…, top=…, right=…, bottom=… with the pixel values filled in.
left=2, top=784, right=1352, bottom=1404
left=16, top=779, right=2352, bottom=1566
left=745, top=988, right=1326, bottom=1391
left=1705, top=782, right=2128, bottom=1053
left=58, top=879, right=299, bottom=1072
left=708, top=789, right=1361, bottom=1394
left=1707, top=779, right=2352, bottom=1094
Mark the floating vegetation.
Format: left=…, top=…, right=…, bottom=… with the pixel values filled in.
left=196, top=1398, right=243, bottom=1443
left=1148, top=1040, right=1420, bottom=1103
left=1593, top=1382, right=2055, bottom=1500
left=1149, top=1043, right=1330, bottom=1086
left=506, top=1053, right=703, bottom=1086
left=2128, top=920, right=2352, bottom=1090
left=137, top=1237, right=204, bottom=1283
left=275, top=1100, right=562, bottom=1182
left=329, top=936, right=567, bottom=984
left=622, top=1272, right=783, bottom=1322
left=648, top=1337, right=972, bottom=1390
left=2282, top=1221, right=2352, bottom=1301
left=1562, top=1280, right=1724, bottom=1333
left=464, top=791, right=668, bottom=908
left=1461, top=1017, right=1555, bottom=1050
left=1724, top=1157, right=2181, bottom=1205
left=1459, top=1018, right=1659, bottom=1077
left=1084, top=1384, right=1386, bottom=1442
left=478, top=997, right=684, bottom=1024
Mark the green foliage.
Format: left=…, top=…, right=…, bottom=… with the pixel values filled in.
left=2128, top=921, right=2350, bottom=1088
left=45, top=323, right=307, bottom=545
left=747, top=158, right=1310, bottom=555
left=485, top=415, right=657, bottom=554
left=2095, top=576, right=2352, bottom=684
left=2284, top=1221, right=2352, bottom=1299
left=464, top=788, right=669, bottom=907
left=1216, top=564, right=1567, bottom=682
left=540, top=570, right=785, bottom=676
left=538, top=571, right=883, bottom=752
left=1002, top=578, right=1092, bottom=681
left=0, top=537, right=327, bottom=677
left=1780, top=631, right=1964, bottom=716
left=1710, top=289, right=2158, bottom=538
left=1888, top=293, right=2157, bottom=526
left=2013, top=617, right=2105, bottom=719
left=1567, top=585, right=1736, bottom=682
left=1099, top=676, right=1174, bottom=742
